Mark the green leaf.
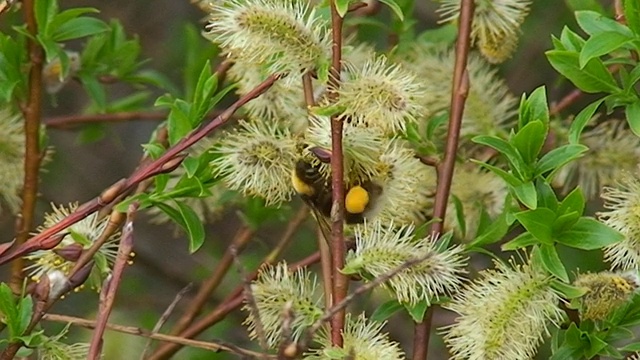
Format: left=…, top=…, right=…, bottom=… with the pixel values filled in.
left=535, top=180, right=558, bottom=211
left=569, top=99, right=604, bottom=143
left=620, top=342, right=640, bottom=352
left=34, top=0, right=57, bottom=36
left=79, top=73, right=107, bottom=111
left=558, top=27, right=586, bottom=52
left=536, top=244, right=569, bottom=282
left=473, top=135, right=528, bottom=179
left=546, top=50, right=620, bottom=93
left=518, top=86, right=550, bottom=129
left=553, top=212, right=581, bottom=233
left=558, top=187, right=585, bottom=218
left=16, top=296, right=33, bottom=337
left=513, top=181, right=537, bottom=209
left=551, top=279, right=588, bottom=299
left=0, top=283, right=19, bottom=337
left=334, top=0, right=349, bottom=17
left=52, top=17, right=109, bottom=41
left=451, top=195, right=466, bottom=238
left=625, top=0, right=640, bottom=35
left=471, top=160, right=521, bottom=187
left=536, top=144, right=589, bottom=177
left=403, top=300, right=428, bottom=323
left=579, top=31, right=634, bottom=68
left=167, top=100, right=192, bottom=145
left=502, top=232, right=538, bottom=250
left=182, top=157, right=199, bottom=178
left=511, top=120, right=547, bottom=165
left=583, top=333, right=608, bottom=359
left=468, top=211, right=510, bottom=248
left=175, top=201, right=206, bottom=253
left=556, top=217, right=624, bottom=250
left=625, top=100, right=640, bottom=137
left=379, top=0, right=404, bottom=20
left=575, top=10, right=634, bottom=37
left=371, top=300, right=404, bottom=322
left=48, top=7, right=99, bottom=30
left=514, top=208, right=556, bottom=244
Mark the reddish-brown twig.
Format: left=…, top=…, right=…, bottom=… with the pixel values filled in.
left=328, top=0, right=348, bottom=347
left=88, top=202, right=138, bottom=359
left=412, top=1, right=474, bottom=359
left=11, top=0, right=44, bottom=292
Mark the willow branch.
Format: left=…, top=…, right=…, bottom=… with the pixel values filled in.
left=412, top=1, right=474, bottom=359
left=88, top=202, right=138, bottom=359
left=11, top=0, right=44, bottom=292
left=328, top=0, right=347, bottom=347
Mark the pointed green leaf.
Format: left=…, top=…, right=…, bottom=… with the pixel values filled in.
left=403, top=300, right=429, bottom=323
left=334, top=0, right=349, bottom=17
left=52, top=17, right=109, bottom=41
left=512, top=120, right=547, bottom=164
left=473, top=135, right=528, bottom=179
left=579, top=31, right=634, bottom=68
left=379, top=0, right=404, bottom=21
left=536, top=144, right=588, bottom=177
left=625, top=0, right=640, bottom=35
left=514, top=208, right=556, bottom=244
left=502, top=232, right=538, bottom=250
left=576, top=10, right=634, bottom=37
left=471, top=160, right=521, bottom=187
left=558, top=187, right=585, bottom=218
left=535, top=180, right=558, bottom=211
left=546, top=50, right=620, bottom=93
left=175, top=201, right=206, bottom=253
left=518, top=86, right=550, bottom=129
left=625, top=100, right=640, bottom=137
left=513, top=181, right=537, bottom=209
left=537, top=244, right=569, bottom=282
left=556, top=217, right=624, bottom=250
left=551, top=279, right=588, bottom=299
left=371, top=300, right=404, bottom=323
left=469, top=211, right=510, bottom=248
left=569, top=99, right=603, bottom=144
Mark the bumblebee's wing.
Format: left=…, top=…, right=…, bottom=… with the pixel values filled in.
left=308, top=205, right=333, bottom=250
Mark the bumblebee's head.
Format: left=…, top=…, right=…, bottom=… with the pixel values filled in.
left=291, top=160, right=317, bottom=197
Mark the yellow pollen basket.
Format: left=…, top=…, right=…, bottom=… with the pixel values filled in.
left=345, top=185, right=369, bottom=214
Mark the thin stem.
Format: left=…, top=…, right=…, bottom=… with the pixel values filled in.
left=43, top=313, right=274, bottom=359
left=412, top=1, right=474, bottom=359
left=328, top=0, right=347, bottom=347
left=11, top=0, right=44, bottom=292
left=88, top=203, right=138, bottom=359
left=140, top=283, right=193, bottom=360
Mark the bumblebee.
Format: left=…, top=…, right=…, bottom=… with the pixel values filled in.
left=291, top=151, right=382, bottom=235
